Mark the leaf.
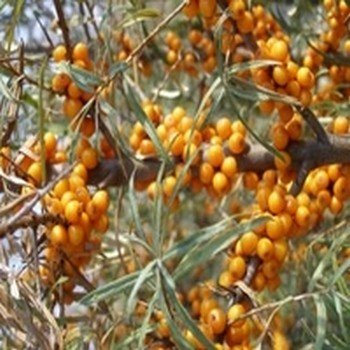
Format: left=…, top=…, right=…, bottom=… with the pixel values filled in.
left=330, top=258, right=350, bottom=286
left=80, top=271, right=142, bottom=305
left=61, top=62, right=102, bottom=93
left=173, top=216, right=267, bottom=281
left=126, top=260, right=156, bottom=317
left=226, top=59, right=280, bottom=77
left=0, top=77, right=20, bottom=102
left=160, top=264, right=215, bottom=350
left=313, top=295, right=327, bottom=350
left=164, top=216, right=237, bottom=261
left=108, top=61, right=129, bottom=78
left=113, top=325, right=155, bottom=350
left=124, top=83, right=171, bottom=163
left=119, top=8, right=160, bottom=28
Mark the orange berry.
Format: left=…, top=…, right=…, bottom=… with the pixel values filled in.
left=81, top=147, right=98, bottom=169
left=200, top=298, right=218, bottom=320
left=296, top=67, right=315, bottom=89
left=272, top=124, right=289, bottom=150
left=240, top=231, right=259, bottom=255
left=52, top=45, right=67, bottom=62
left=227, top=303, right=245, bottom=327
left=92, top=190, right=109, bottom=214
left=207, top=144, right=224, bottom=167
left=270, top=40, right=289, bottom=62
left=72, top=42, right=89, bottom=62
left=229, top=0, right=246, bottom=19
left=75, top=186, right=90, bottom=206
left=295, top=205, right=311, bottom=228
left=67, top=82, right=82, bottom=99
left=44, top=132, right=57, bottom=157
left=259, top=100, right=275, bottom=115
left=50, top=224, right=68, bottom=246
left=333, top=116, right=349, bottom=134
left=199, top=162, right=215, bottom=184
left=218, top=270, right=234, bottom=288
left=206, top=308, right=227, bottom=335
left=163, top=176, right=177, bottom=197
left=73, top=163, right=88, bottom=182
left=273, top=66, right=289, bottom=86
left=216, top=117, right=232, bottom=140
left=199, top=0, right=217, bottom=18
left=243, top=172, right=259, bottom=190
left=52, top=73, right=70, bottom=93
left=330, top=196, right=343, bottom=215
left=212, top=171, right=229, bottom=194
left=61, top=191, right=77, bottom=207
left=65, top=200, right=82, bottom=224
left=262, top=260, right=279, bottom=279
left=169, top=133, right=185, bottom=157
left=274, top=151, right=291, bottom=171
left=27, top=162, right=42, bottom=185
left=228, top=256, right=246, bottom=280
left=92, top=214, right=109, bottom=233
left=63, top=98, right=83, bottom=119
left=68, top=225, right=85, bottom=246
left=333, top=176, right=349, bottom=201
left=273, top=239, right=288, bottom=263
left=221, top=156, right=238, bottom=178
left=228, top=132, right=245, bottom=154
left=68, top=173, right=85, bottom=192
left=183, top=0, right=199, bottom=18
left=236, top=11, right=254, bottom=34
left=266, top=216, right=285, bottom=240
left=257, top=237, right=275, bottom=260
left=268, top=191, right=286, bottom=214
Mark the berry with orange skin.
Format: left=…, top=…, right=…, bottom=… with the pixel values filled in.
left=199, top=162, right=215, bottom=185
left=272, top=124, right=289, bottom=150
left=228, top=132, right=245, bottom=154
left=216, top=117, right=232, bottom=140
left=183, top=0, right=199, bottom=18
left=269, top=40, right=289, bottom=62
left=52, top=45, right=67, bottom=62
left=229, top=256, right=246, bottom=280
left=295, top=205, right=311, bottom=228
left=200, top=298, right=218, bottom=321
left=163, top=176, right=177, bottom=197
left=212, top=171, right=229, bottom=194
left=54, top=179, right=70, bottom=199
left=72, top=42, right=89, bottom=62
left=92, top=190, right=109, bottom=214
left=50, top=224, right=68, bottom=246
left=257, top=237, right=275, bottom=260
left=79, top=118, right=96, bottom=138
left=27, top=162, right=42, bottom=185
left=227, top=303, right=246, bottom=327
left=68, top=174, right=85, bottom=192
left=52, top=73, right=71, bottom=93
left=273, top=66, right=289, bottom=86
left=266, top=216, right=285, bottom=240
left=44, top=132, right=57, bottom=158
left=206, top=308, right=227, bottom=335
left=221, top=156, right=238, bottom=178
left=73, top=163, right=88, bottom=182
left=240, top=231, right=259, bottom=255
left=237, top=11, right=254, bottom=34
left=207, top=144, right=224, bottom=167
left=296, top=67, right=315, bottom=89
left=268, top=191, right=286, bottom=214
left=68, top=225, right=85, bottom=246
left=81, top=147, right=98, bottom=169
left=92, top=214, right=109, bottom=233
left=64, top=200, right=82, bottom=224
left=63, top=98, right=83, bottom=119
left=333, top=116, right=349, bottom=134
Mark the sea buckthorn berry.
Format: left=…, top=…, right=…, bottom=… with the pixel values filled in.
left=92, top=214, right=109, bottom=233
left=257, top=237, right=275, bottom=260
left=80, top=117, right=95, bottom=138
left=63, top=98, right=83, bottom=119
left=333, top=116, right=349, bottom=134
left=68, top=225, right=85, bottom=246
left=243, top=171, right=259, bottom=190
left=240, top=231, right=259, bottom=255
left=206, top=308, right=227, bottom=335
left=216, top=117, right=232, bottom=140
left=316, top=190, right=331, bottom=210
left=333, top=176, right=349, bottom=201
left=169, top=133, right=185, bottom=156
left=296, top=67, right=315, bottom=89
left=225, top=322, right=250, bottom=347
left=270, top=40, right=289, bottom=62
left=285, top=80, right=301, bottom=98
left=218, top=270, right=234, bottom=288
left=262, top=260, right=280, bottom=279
left=27, top=162, right=42, bottom=185
left=199, top=0, right=217, bottom=18
left=229, top=0, right=246, bottom=20
left=257, top=187, right=272, bottom=211
left=50, top=224, right=68, bottom=246
left=68, top=174, right=85, bottom=192
left=75, top=186, right=90, bottom=206
left=227, top=303, right=245, bottom=327
left=274, top=151, right=291, bottom=171
left=207, top=144, right=224, bottom=167
left=237, top=11, right=254, bottom=34
left=61, top=191, right=77, bottom=207
left=295, top=205, right=311, bottom=228
left=92, top=190, right=109, bottom=214
left=221, top=156, right=238, bottom=178
left=183, top=0, right=199, bottom=18
left=182, top=143, right=198, bottom=162
left=140, top=139, right=156, bottom=155
left=229, top=256, right=246, bottom=279
left=231, top=120, right=246, bottom=136
left=163, top=176, right=177, bottom=197
left=184, top=129, right=202, bottom=147
left=52, top=73, right=70, bottom=93
left=228, top=132, right=245, bottom=154
left=278, top=104, right=294, bottom=124
left=81, top=147, right=98, bottom=169
left=314, top=169, right=329, bottom=191
left=259, top=100, right=275, bottom=115
left=52, top=45, right=67, bottom=62
left=199, top=162, right=214, bottom=184
left=274, top=239, right=288, bottom=262
left=73, top=42, right=89, bottom=62
left=252, top=271, right=266, bottom=291
left=272, top=124, right=289, bottom=150
left=328, top=164, right=341, bottom=182
left=200, top=298, right=218, bottom=321
left=268, top=191, right=286, bottom=214
left=266, top=216, right=285, bottom=240
left=273, top=66, right=289, bottom=86
left=330, top=196, right=343, bottom=215
left=73, top=163, right=88, bottom=182
left=44, top=132, right=57, bottom=157
left=65, top=200, right=82, bottom=224
left=212, top=171, right=229, bottom=194
left=67, top=82, right=82, bottom=99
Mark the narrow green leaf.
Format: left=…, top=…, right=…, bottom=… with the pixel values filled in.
left=108, top=61, right=129, bottom=78
left=126, top=260, right=156, bottom=317
left=113, top=325, right=155, bottom=350
left=173, top=216, right=267, bottom=281
left=119, top=8, right=160, bottom=28
left=0, top=77, right=19, bottom=102
left=80, top=271, right=142, bottom=305
left=160, top=264, right=215, bottom=350
left=226, top=59, right=280, bottom=77
left=313, top=295, right=327, bottom=350
left=61, top=62, right=102, bottom=93
left=330, top=258, right=350, bottom=286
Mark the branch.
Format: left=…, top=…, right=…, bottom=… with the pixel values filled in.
left=0, top=213, right=65, bottom=239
